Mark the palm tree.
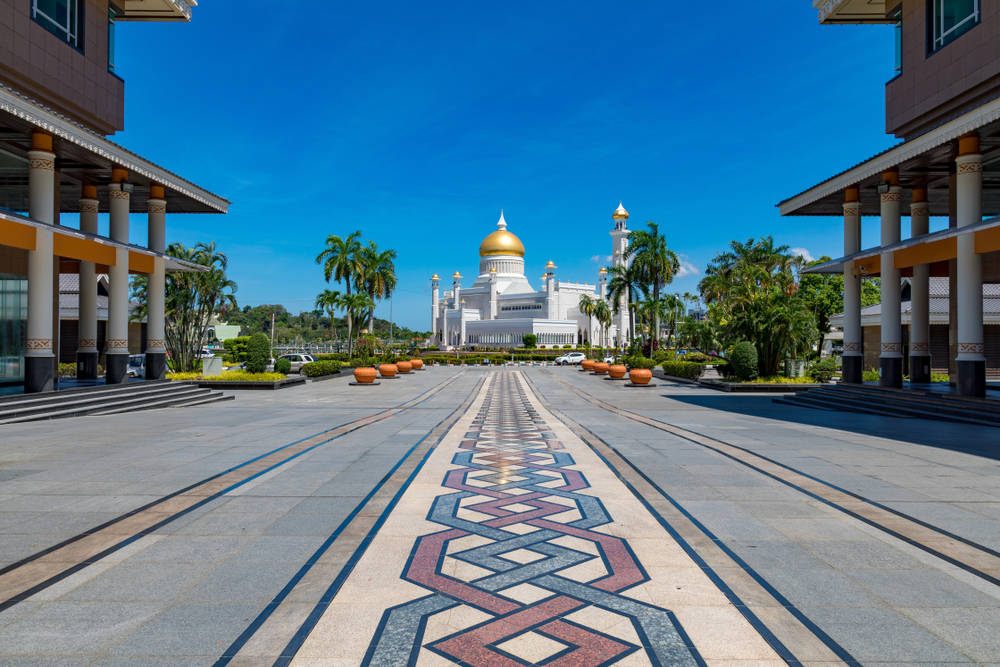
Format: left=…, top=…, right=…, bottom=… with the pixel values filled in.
left=314, top=289, right=342, bottom=342
left=627, top=221, right=679, bottom=346
left=593, top=299, right=612, bottom=351
left=606, top=264, right=646, bottom=347
left=359, top=242, right=397, bottom=330
left=341, top=292, right=374, bottom=354
left=578, top=294, right=596, bottom=354
left=316, top=231, right=364, bottom=354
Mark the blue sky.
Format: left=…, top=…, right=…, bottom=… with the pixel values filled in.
left=113, top=2, right=902, bottom=330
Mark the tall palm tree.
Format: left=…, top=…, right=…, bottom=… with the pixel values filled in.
left=606, top=264, right=646, bottom=347
left=578, top=294, right=596, bottom=352
left=341, top=292, right=374, bottom=354
left=314, top=289, right=342, bottom=342
left=317, top=231, right=364, bottom=354
left=593, top=299, right=612, bottom=351
left=627, top=221, right=679, bottom=345
left=359, top=242, right=397, bottom=330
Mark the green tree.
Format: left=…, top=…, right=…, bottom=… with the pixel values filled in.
left=316, top=231, right=364, bottom=353
left=607, top=264, right=646, bottom=346
left=131, top=241, right=237, bottom=372
left=522, top=333, right=537, bottom=348
left=627, top=221, right=680, bottom=344
left=592, top=299, right=612, bottom=350
left=358, top=242, right=397, bottom=330
left=799, top=259, right=882, bottom=358
left=245, top=333, right=270, bottom=373
left=578, top=294, right=596, bottom=354
left=314, top=289, right=342, bottom=341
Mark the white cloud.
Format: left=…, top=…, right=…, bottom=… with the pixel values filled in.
left=676, top=258, right=699, bottom=278
left=590, top=255, right=612, bottom=264
left=791, top=247, right=815, bottom=263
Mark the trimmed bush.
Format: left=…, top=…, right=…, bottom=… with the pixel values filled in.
left=301, top=360, right=342, bottom=376
left=223, top=336, right=251, bottom=363
left=273, top=358, right=292, bottom=375
left=730, top=342, right=758, bottom=381
left=522, top=334, right=537, bottom=348
left=315, top=352, right=349, bottom=362
left=245, top=333, right=271, bottom=374
left=58, top=362, right=77, bottom=378
left=661, top=361, right=703, bottom=380
left=624, top=355, right=656, bottom=370
left=808, top=358, right=838, bottom=383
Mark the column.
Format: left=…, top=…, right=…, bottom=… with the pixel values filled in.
left=25, top=132, right=56, bottom=393
left=106, top=168, right=130, bottom=384
left=955, top=134, right=985, bottom=397
left=879, top=172, right=903, bottom=388
left=842, top=187, right=863, bottom=383
left=77, top=185, right=100, bottom=379
left=909, top=188, right=932, bottom=383
left=489, top=269, right=498, bottom=319
left=441, top=306, right=448, bottom=349
left=144, top=185, right=167, bottom=379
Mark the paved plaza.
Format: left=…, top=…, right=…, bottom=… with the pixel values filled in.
left=0, top=367, right=998, bottom=665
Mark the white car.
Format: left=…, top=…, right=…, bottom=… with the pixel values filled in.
left=274, top=353, right=316, bottom=373
left=554, top=352, right=586, bottom=365
left=603, top=355, right=616, bottom=364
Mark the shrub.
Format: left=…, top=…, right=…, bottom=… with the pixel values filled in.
left=862, top=367, right=880, bottom=383
left=522, top=334, right=537, bottom=348
left=808, top=358, right=838, bottom=383
left=730, top=342, right=758, bottom=381
left=315, top=353, right=349, bottom=362
left=301, top=360, right=342, bottom=376
left=661, top=361, right=703, bottom=380
left=58, top=363, right=77, bottom=378
left=223, top=336, right=251, bottom=363
left=245, top=333, right=271, bottom=374
left=562, top=345, right=572, bottom=349
left=624, top=355, right=656, bottom=370
left=652, top=349, right=673, bottom=364
left=166, top=370, right=285, bottom=382
left=273, top=358, right=292, bottom=375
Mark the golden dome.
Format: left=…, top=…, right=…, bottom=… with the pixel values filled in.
left=452, top=271, right=462, bottom=280
left=613, top=201, right=629, bottom=220
left=545, top=260, right=555, bottom=269
left=431, top=274, right=440, bottom=281
left=479, top=210, right=525, bottom=257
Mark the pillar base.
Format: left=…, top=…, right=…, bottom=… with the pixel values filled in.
left=105, top=353, right=128, bottom=385
left=909, top=355, right=931, bottom=384
left=24, top=356, right=54, bottom=393
left=956, top=359, right=986, bottom=398
left=77, top=351, right=99, bottom=380
left=145, top=352, right=167, bottom=380
left=880, top=357, right=903, bottom=389
left=841, top=355, right=863, bottom=384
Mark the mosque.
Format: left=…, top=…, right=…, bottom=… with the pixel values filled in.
left=431, top=203, right=632, bottom=349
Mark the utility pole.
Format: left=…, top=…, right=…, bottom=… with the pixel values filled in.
left=270, top=311, right=275, bottom=356
left=389, top=293, right=394, bottom=351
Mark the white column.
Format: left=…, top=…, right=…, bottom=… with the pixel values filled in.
left=955, top=135, right=985, bottom=396
left=145, top=186, right=167, bottom=378
left=106, top=174, right=130, bottom=383
left=489, top=271, right=498, bottom=319
left=430, top=276, right=439, bottom=336
left=879, top=177, right=903, bottom=387
left=842, top=189, right=863, bottom=383
left=25, top=133, right=56, bottom=392
left=77, top=185, right=99, bottom=378
left=909, top=191, right=931, bottom=381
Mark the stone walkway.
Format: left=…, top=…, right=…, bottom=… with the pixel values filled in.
left=0, top=366, right=998, bottom=665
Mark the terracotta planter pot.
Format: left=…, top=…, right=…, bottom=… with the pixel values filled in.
left=410, top=359, right=424, bottom=370
left=397, top=361, right=413, bottom=374
left=609, top=364, right=627, bottom=379
left=593, top=362, right=609, bottom=375
left=628, top=368, right=652, bottom=385
left=353, top=367, right=377, bottom=384
left=581, top=359, right=596, bottom=371
left=378, top=363, right=398, bottom=378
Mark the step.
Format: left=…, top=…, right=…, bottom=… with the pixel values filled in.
left=0, top=383, right=210, bottom=422
left=0, top=385, right=216, bottom=424
left=809, top=386, right=1000, bottom=423
left=820, top=384, right=1000, bottom=415
left=776, top=392, right=1000, bottom=428
left=0, top=380, right=172, bottom=410
left=89, top=390, right=233, bottom=416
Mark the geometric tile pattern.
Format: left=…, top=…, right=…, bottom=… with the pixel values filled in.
left=363, top=372, right=703, bottom=665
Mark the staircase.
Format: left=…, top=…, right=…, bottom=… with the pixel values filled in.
left=774, top=384, right=1000, bottom=427
left=0, top=381, right=233, bottom=425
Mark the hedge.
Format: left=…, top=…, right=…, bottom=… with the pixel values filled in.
left=301, top=360, right=342, bottom=377
left=273, top=358, right=292, bottom=374
left=661, top=361, right=704, bottom=380
left=246, top=333, right=271, bottom=374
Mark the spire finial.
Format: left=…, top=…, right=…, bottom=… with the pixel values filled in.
left=497, top=209, right=507, bottom=230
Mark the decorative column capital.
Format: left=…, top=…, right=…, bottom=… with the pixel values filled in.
left=79, top=198, right=99, bottom=214
left=880, top=189, right=902, bottom=203
left=956, top=154, right=983, bottom=174
left=147, top=199, right=166, bottom=214
left=27, top=150, right=55, bottom=172
left=842, top=203, right=861, bottom=217
left=25, top=337, right=53, bottom=356
left=109, top=188, right=130, bottom=201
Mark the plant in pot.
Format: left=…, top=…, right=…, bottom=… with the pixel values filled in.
left=353, top=334, right=378, bottom=384
left=626, top=355, right=655, bottom=385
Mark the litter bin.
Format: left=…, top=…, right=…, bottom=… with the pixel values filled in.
left=202, top=356, right=223, bottom=377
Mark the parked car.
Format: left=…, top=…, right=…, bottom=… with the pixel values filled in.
left=603, top=355, right=616, bottom=364
left=554, top=352, right=586, bottom=365
left=272, top=353, right=316, bottom=373
left=127, top=354, right=145, bottom=378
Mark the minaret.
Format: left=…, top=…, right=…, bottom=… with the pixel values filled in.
left=545, top=261, right=557, bottom=319
left=430, top=274, right=440, bottom=340
left=611, top=202, right=630, bottom=343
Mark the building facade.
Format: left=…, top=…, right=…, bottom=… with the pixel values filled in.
left=430, top=205, right=632, bottom=349
left=784, top=1, right=1000, bottom=396
left=0, top=0, right=228, bottom=392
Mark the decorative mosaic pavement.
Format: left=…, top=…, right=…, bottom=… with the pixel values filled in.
left=295, top=371, right=781, bottom=665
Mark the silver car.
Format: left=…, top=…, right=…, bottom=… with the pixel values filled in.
left=275, top=353, right=316, bottom=373
left=554, top=352, right=586, bottom=365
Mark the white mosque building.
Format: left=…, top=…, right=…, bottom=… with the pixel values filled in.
left=431, top=203, right=632, bottom=349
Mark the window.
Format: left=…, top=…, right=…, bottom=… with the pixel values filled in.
left=108, top=5, right=117, bottom=72
left=31, top=0, right=81, bottom=49
left=930, top=0, right=979, bottom=52
left=890, top=6, right=902, bottom=76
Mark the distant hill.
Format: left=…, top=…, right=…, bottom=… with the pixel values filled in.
left=223, top=304, right=429, bottom=343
